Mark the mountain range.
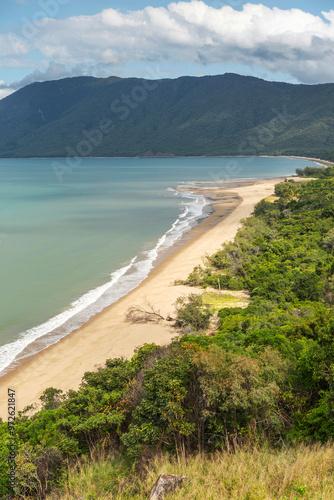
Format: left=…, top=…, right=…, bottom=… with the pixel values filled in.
left=0, top=73, right=333, bottom=159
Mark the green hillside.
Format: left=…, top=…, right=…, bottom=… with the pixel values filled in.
left=3, top=178, right=334, bottom=498
left=0, top=73, right=334, bottom=159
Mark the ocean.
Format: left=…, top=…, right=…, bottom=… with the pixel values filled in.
left=0, top=156, right=315, bottom=373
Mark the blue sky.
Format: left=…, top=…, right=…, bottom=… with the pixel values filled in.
left=1, top=0, right=334, bottom=98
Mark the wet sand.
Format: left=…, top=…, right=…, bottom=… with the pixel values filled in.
left=0, top=177, right=288, bottom=419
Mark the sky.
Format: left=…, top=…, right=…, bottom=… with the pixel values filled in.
left=0, top=0, right=334, bottom=99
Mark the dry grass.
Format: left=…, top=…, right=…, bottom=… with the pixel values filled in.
left=51, top=443, right=334, bottom=500
left=138, top=445, right=334, bottom=500
left=265, top=195, right=280, bottom=203
left=202, top=290, right=249, bottom=311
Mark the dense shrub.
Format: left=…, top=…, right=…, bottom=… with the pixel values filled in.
left=174, top=294, right=213, bottom=331
left=4, top=178, right=334, bottom=498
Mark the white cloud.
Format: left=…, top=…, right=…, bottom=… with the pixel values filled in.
left=0, top=88, right=15, bottom=100
left=0, top=34, right=28, bottom=57
left=100, top=49, right=119, bottom=65
left=5, top=2, right=334, bottom=84
left=8, top=62, right=98, bottom=90
left=0, top=81, right=15, bottom=100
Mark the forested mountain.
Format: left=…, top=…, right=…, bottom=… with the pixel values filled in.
left=0, top=73, right=334, bottom=159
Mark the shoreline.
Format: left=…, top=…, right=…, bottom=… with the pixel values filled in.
left=0, top=154, right=330, bottom=164
left=0, top=176, right=294, bottom=418
left=0, top=183, right=240, bottom=378
left=0, top=185, right=211, bottom=377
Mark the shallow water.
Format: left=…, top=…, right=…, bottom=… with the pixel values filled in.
left=0, top=156, right=314, bottom=372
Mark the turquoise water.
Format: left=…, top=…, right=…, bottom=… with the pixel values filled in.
left=0, top=156, right=315, bottom=372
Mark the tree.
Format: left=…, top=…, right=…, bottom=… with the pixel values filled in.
left=14, top=443, right=63, bottom=499
left=125, top=301, right=165, bottom=323
left=121, top=346, right=196, bottom=460
left=40, top=388, right=65, bottom=411
left=174, top=294, right=213, bottom=331
left=193, top=345, right=288, bottom=450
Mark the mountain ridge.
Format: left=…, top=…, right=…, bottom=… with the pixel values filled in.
left=0, top=73, right=333, bottom=160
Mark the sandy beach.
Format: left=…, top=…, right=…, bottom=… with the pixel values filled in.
left=0, top=176, right=289, bottom=419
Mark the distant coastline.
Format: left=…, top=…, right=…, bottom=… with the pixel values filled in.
left=1, top=154, right=331, bottom=164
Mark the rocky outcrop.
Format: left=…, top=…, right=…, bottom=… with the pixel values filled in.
left=149, top=473, right=188, bottom=499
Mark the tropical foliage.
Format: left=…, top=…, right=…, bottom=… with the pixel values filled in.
left=296, top=164, right=334, bottom=178
left=3, top=178, right=334, bottom=498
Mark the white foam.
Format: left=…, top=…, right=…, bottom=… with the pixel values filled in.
left=0, top=187, right=208, bottom=376
left=0, top=258, right=137, bottom=374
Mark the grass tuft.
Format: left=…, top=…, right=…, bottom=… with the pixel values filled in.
left=265, top=195, right=280, bottom=203
left=49, top=444, right=334, bottom=500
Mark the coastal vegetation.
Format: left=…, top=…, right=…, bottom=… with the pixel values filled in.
left=296, top=163, right=334, bottom=178
left=3, top=176, right=334, bottom=498
left=41, top=445, right=334, bottom=499
left=1, top=73, right=334, bottom=160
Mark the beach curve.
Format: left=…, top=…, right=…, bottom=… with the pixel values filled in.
left=0, top=177, right=288, bottom=419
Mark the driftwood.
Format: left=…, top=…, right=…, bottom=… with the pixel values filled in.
left=149, top=474, right=188, bottom=500
left=126, top=300, right=165, bottom=324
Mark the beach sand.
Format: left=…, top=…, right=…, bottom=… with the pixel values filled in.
left=0, top=177, right=287, bottom=419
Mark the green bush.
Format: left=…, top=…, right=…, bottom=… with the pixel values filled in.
left=7, top=178, right=334, bottom=499
left=174, top=294, right=213, bottom=331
